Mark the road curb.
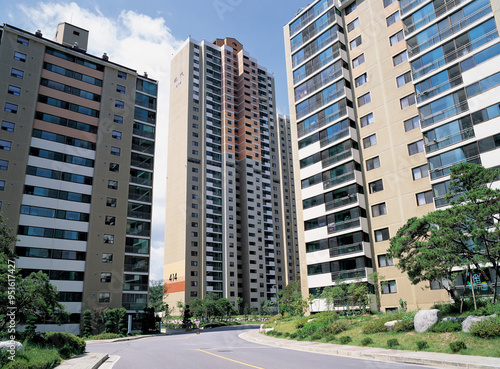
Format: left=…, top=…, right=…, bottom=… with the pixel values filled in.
left=239, top=329, right=500, bottom=369
left=55, top=352, right=109, bottom=369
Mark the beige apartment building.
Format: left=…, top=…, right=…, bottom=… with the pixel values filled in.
left=165, top=37, right=299, bottom=313
left=285, top=0, right=500, bottom=312
left=0, top=23, right=157, bottom=333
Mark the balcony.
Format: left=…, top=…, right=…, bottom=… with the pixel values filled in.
left=420, top=100, right=468, bottom=128
left=425, top=127, right=474, bottom=153
left=327, top=218, right=361, bottom=234
left=325, top=193, right=358, bottom=212
left=297, top=88, right=346, bottom=120
left=323, top=171, right=355, bottom=190
left=322, top=149, right=353, bottom=169
left=298, top=107, right=347, bottom=137
left=430, top=155, right=481, bottom=179
left=331, top=267, right=366, bottom=281
left=417, top=74, right=463, bottom=104
left=295, top=69, right=343, bottom=101
left=404, top=0, right=465, bottom=35
left=329, top=242, right=363, bottom=257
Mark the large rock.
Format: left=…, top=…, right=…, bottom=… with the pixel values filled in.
left=462, top=314, right=497, bottom=333
left=414, top=309, right=441, bottom=332
left=384, top=320, right=399, bottom=331
left=0, top=341, right=24, bottom=352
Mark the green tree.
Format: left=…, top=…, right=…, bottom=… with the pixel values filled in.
left=368, top=272, right=383, bottom=313
left=236, top=297, right=244, bottom=314
left=389, top=164, right=500, bottom=302
left=148, top=280, right=169, bottom=313
left=348, top=282, right=370, bottom=313
left=216, top=298, right=237, bottom=320
left=321, top=285, right=345, bottom=321
left=278, top=276, right=308, bottom=316
left=82, top=310, right=93, bottom=337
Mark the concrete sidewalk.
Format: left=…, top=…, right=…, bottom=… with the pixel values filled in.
left=239, top=329, right=500, bottom=369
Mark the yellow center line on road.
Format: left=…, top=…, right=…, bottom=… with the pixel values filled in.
left=196, top=349, right=265, bottom=369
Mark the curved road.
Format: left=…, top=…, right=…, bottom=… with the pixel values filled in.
left=87, top=326, right=434, bottom=369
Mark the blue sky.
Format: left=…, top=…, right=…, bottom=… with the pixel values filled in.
left=4, top=0, right=307, bottom=281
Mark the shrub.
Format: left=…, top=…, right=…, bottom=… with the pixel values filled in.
left=283, top=332, right=290, bottom=338
left=295, top=316, right=310, bottom=329
left=289, top=332, right=298, bottom=339
left=362, top=319, right=387, bottom=334
left=449, top=341, right=467, bottom=353
left=387, top=339, right=399, bottom=348
left=323, top=334, right=336, bottom=342
left=326, top=320, right=349, bottom=335
left=89, top=332, right=123, bottom=340
left=429, top=321, right=462, bottom=333
left=310, top=332, right=322, bottom=341
left=470, top=317, right=500, bottom=338
left=339, top=336, right=352, bottom=344
left=275, top=331, right=283, bottom=337
left=267, top=314, right=281, bottom=324
left=416, top=340, right=428, bottom=350
left=45, top=332, right=85, bottom=356
left=394, top=313, right=415, bottom=332
left=361, top=337, right=373, bottom=346
left=5, top=361, right=30, bottom=369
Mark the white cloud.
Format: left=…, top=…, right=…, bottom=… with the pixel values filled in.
left=17, top=2, right=183, bottom=283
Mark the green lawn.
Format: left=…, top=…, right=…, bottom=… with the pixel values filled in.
left=265, top=314, right=500, bottom=357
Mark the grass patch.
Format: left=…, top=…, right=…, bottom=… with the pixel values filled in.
left=1, top=346, right=62, bottom=369
left=263, top=313, right=500, bottom=357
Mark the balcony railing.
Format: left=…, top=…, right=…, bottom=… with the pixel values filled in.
left=291, top=15, right=335, bottom=53
left=297, top=88, right=345, bottom=120
left=320, top=128, right=350, bottom=148
left=430, top=155, right=481, bottom=179
left=417, top=73, right=463, bottom=103
left=331, top=267, right=366, bottom=281
left=294, top=50, right=341, bottom=84
left=298, top=108, right=347, bottom=137
left=292, top=32, right=339, bottom=67
left=296, top=69, right=343, bottom=101
left=325, top=193, right=358, bottom=211
left=322, top=149, right=353, bottom=169
left=425, top=127, right=474, bottom=153
left=329, top=242, right=363, bottom=257
left=327, top=218, right=360, bottom=234
left=404, top=0, right=465, bottom=35
left=323, top=171, right=355, bottom=190
left=400, top=0, right=429, bottom=17
left=420, top=100, right=469, bottom=128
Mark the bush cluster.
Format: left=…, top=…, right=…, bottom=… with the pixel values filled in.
left=295, top=316, right=310, bottom=329
left=387, top=339, right=399, bottom=348
left=449, top=341, right=467, bottom=353
left=429, top=321, right=462, bottom=333
left=361, top=337, right=373, bottom=346
left=416, top=340, right=428, bottom=350
left=45, top=332, right=86, bottom=359
left=394, top=312, right=415, bottom=332
left=88, top=333, right=123, bottom=340
left=362, top=319, right=387, bottom=334
left=469, top=317, right=500, bottom=338
left=339, top=336, right=352, bottom=344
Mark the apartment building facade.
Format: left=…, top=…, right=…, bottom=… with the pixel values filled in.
left=0, top=23, right=157, bottom=333
left=165, top=38, right=299, bottom=313
left=285, top=0, right=500, bottom=312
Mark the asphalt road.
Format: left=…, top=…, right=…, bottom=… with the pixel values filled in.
left=86, top=326, right=435, bottom=369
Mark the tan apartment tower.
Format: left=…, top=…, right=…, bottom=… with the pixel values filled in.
left=285, top=0, right=500, bottom=312
left=0, top=23, right=157, bottom=333
left=165, top=37, right=299, bottom=313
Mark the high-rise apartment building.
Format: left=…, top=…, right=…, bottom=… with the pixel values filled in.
left=0, top=23, right=157, bottom=333
left=165, top=38, right=299, bottom=313
left=285, top=0, right=500, bottom=312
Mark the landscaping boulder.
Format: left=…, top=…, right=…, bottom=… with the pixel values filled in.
left=384, top=320, right=399, bottom=331
left=414, top=309, right=441, bottom=332
left=0, top=341, right=24, bottom=352
left=462, top=314, right=497, bottom=333
left=442, top=317, right=465, bottom=322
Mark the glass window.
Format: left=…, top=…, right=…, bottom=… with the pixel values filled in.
left=17, top=36, right=29, bottom=46
left=348, top=18, right=360, bottom=32
left=363, top=134, right=377, bottom=148
left=350, top=36, right=362, bottom=50
left=345, top=1, right=357, bottom=14
left=0, top=140, right=12, bottom=151
left=400, top=94, right=416, bottom=109
left=397, top=71, right=412, bottom=87
left=99, top=292, right=110, bottom=303
left=355, top=73, right=367, bottom=87
left=352, top=54, right=365, bottom=68
left=109, top=163, right=119, bottom=172
left=369, top=179, right=383, bottom=193
left=393, top=50, right=408, bottom=66
left=0, top=160, right=8, bottom=170
left=114, top=115, right=123, bottom=124
left=416, top=190, right=434, bottom=205
left=0, top=180, right=5, bottom=191
left=375, top=228, right=390, bottom=242
left=386, top=11, right=401, bottom=26
left=5, top=103, right=18, bottom=114
left=112, top=131, right=122, bottom=140
left=103, top=234, right=114, bottom=244
left=106, top=197, right=117, bottom=207
left=105, top=216, right=116, bottom=225
left=116, top=85, right=126, bottom=94
left=102, top=253, right=113, bottom=263
left=358, top=93, right=371, bottom=107
left=390, top=30, right=404, bottom=46
left=118, top=71, right=127, bottom=79
left=108, top=180, right=118, bottom=189
left=408, top=140, right=424, bottom=155
left=378, top=254, right=394, bottom=266
left=110, top=147, right=121, bottom=156
left=100, top=272, right=112, bottom=283
left=412, top=164, right=429, bottom=179
left=384, top=0, right=396, bottom=7
left=8, top=85, right=21, bottom=96
left=382, top=280, right=397, bottom=294
left=2, top=121, right=15, bottom=132
left=11, top=68, right=24, bottom=79
left=404, top=116, right=420, bottom=131
left=360, top=113, right=374, bottom=127
left=372, top=203, right=387, bottom=217
left=366, top=156, right=380, bottom=171
left=14, top=52, right=26, bottom=62
left=115, top=100, right=124, bottom=109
